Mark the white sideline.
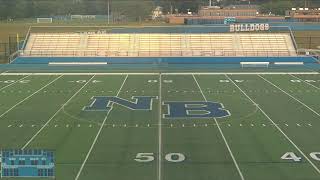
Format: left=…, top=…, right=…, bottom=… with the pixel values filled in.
left=259, top=75, right=320, bottom=118
left=74, top=74, right=128, bottom=180
left=166, top=72, right=319, bottom=75
left=21, top=75, right=96, bottom=150
left=1, top=73, right=158, bottom=76
left=240, top=62, right=269, bottom=65
left=49, top=62, right=108, bottom=65
left=0, top=75, right=62, bottom=119
left=0, top=72, right=319, bottom=76
left=289, top=74, right=320, bottom=90
left=192, top=74, right=245, bottom=180
left=274, top=62, right=304, bottom=65
left=0, top=75, right=31, bottom=91
left=225, top=74, right=320, bottom=174
left=158, top=73, right=162, bottom=180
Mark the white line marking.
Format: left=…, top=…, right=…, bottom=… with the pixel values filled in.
left=21, top=75, right=96, bottom=150
left=74, top=74, right=128, bottom=180
left=193, top=74, right=245, bottom=180
left=158, top=73, right=162, bottom=180
left=0, top=75, right=31, bottom=91
left=0, top=75, right=62, bottom=120
left=289, top=74, right=320, bottom=90
left=225, top=74, right=320, bottom=175
left=2, top=73, right=158, bottom=76
left=2, top=72, right=319, bottom=76
left=259, top=75, right=320, bottom=118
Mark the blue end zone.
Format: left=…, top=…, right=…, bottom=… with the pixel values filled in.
left=11, top=56, right=319, bottom=64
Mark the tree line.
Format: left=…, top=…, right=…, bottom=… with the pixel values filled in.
left=0, top=0, right=319, bottom=20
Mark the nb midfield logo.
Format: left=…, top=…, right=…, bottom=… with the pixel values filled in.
left=83, top=96, right=230, bottom=119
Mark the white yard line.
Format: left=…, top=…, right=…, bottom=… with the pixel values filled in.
left=21, top=75, right=96, bottom=150
left=1, top=70, right=9, bottom=74
left=258, top=75, right=320, bottom=118
left=225, top=74, right=320, bottom=175
left=1, top=72, right=319, bottom=76
left=289, top=74, right=320, bottom=90
left=0, top=75, right=31, bottom=91
left=192, top=74, right=245, bottom=180
left=74, top=74, right=128, bottom=180
left=0, top=75, right=63, bottom=119
left=158, top=73, right=162, bottom=180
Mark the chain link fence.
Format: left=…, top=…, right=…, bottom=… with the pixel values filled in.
left=0, top=35, right=25, bottom=63
left=295, top=36, right=320, bottom=49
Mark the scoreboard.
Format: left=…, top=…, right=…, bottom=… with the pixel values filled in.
left=0, top=149, right=55, bottom=178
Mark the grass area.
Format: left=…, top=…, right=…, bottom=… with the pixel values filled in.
left=0, top=72, right=320, bottom=179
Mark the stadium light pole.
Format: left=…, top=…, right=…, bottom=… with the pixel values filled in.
left=107, top=0, right=110, bottom=25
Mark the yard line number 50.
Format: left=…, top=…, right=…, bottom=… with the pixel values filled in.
left=134, top=153, right=185, bottom=163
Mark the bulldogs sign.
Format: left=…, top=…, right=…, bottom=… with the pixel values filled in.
left=230, top=23, right=270, bottom=32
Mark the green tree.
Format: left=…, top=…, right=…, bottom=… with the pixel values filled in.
left=260, top=1, right=294, bottom=15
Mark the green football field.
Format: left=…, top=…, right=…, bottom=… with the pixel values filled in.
left=0, top=72, right=320, bottom=180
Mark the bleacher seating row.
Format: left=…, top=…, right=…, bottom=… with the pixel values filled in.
left=23, top=33, right=297, bottom=57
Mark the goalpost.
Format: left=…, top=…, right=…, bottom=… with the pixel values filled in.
left=36, top=18, right=53, bottom=23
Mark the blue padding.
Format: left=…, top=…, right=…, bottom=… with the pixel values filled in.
left=11, top=56, right=318, bottom=64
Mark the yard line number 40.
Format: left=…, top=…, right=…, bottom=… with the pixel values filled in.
left=281, top=152, right=320, bottom=162
left=134, top=153, right=185, bottom=163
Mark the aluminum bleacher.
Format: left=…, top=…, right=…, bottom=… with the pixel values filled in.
left=22, top=33, right=297, bottom=57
